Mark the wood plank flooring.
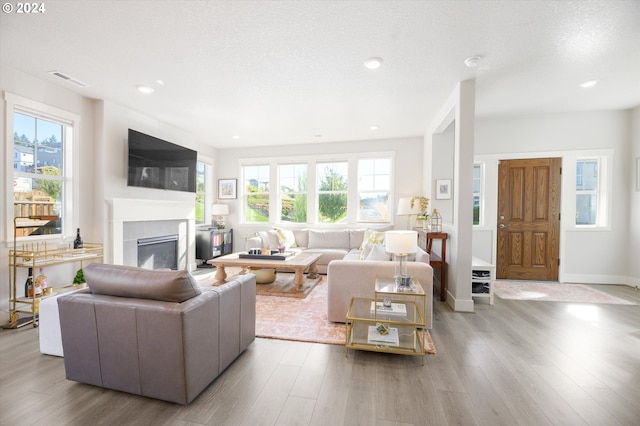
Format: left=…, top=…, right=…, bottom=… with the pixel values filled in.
left=1, top=284, right=639, bottom=425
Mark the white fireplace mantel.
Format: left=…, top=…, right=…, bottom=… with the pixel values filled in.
left=111, top=198, right=196, bottom=270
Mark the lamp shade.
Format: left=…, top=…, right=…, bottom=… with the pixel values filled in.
left=385, top=230, right=417, bottom=254
left=211, top=204, right=229, bottom=216
left=396, top=198, right=421, bottom=215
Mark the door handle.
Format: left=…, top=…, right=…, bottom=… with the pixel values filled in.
left=499, top=223, right=509, bottom=229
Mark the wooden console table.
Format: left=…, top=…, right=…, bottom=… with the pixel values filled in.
left=416, top=229, right=448, bottom=302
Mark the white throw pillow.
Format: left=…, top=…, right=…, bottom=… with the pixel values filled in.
left=365, top=244, right=391, bottom=261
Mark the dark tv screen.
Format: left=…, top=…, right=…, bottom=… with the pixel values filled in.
left=127, top=129, right=197, bottom=193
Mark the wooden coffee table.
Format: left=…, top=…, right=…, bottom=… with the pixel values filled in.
left=207, top=251, right=322, bottom=290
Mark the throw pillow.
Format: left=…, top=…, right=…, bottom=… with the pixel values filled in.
left=273, top=227, right=296, bottom=248
left=365, top=244, right=391, bottom=261
left=359, top=228, right=385, bottom=249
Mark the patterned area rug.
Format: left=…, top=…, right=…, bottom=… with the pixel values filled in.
left=256, top=278, right=437, bottom=354
left=255, top=273, right=321, bottom=298
left=494, top=281, right=637, bottom=305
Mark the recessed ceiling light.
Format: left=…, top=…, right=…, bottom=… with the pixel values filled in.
left=313, top=134, right=322, bottom=138
left=580, top=80, right=598, bottom=88
left=364, top=57, right=383, bottom=70
left=464, top=56, right=481, bottom=68
left=136, top=85, right=154, bottom=94
left=156, top=79, right=165, bottom=86
left=232, top=135, right=240, bottom=140
left=369, top=125, right=380, bottom=131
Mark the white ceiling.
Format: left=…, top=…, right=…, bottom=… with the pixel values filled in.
left=2, top=0, right=639, bottom=149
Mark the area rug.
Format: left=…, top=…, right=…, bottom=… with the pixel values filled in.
left=494, top=281, right=637, bottom=305
left=255, top=278, right=437, bottom=354
left=255, top=273, right=320, bottom=298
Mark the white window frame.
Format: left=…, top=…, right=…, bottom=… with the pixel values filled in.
left=239, top=152, right=394, bottom=226
left=4, top=92, right=80, bottom=244
left=574, top=156, right=609, bottom=228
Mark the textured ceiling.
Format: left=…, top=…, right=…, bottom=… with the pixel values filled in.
left=1, top=0, right=639, bottom=148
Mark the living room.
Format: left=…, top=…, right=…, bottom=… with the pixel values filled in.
left=1, top=1, right=640, bottom=424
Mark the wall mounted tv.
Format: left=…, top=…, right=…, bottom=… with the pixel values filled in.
left=127, top=129, right=197, bottom=193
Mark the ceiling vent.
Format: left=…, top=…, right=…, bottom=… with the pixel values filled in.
left=48, top=70, right=88, bottom=87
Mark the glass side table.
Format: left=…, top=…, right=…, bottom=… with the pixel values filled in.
left=345, top=276, right=427, bottom=365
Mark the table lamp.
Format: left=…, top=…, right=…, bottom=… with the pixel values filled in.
left=385, top=230, right=418, bottom=287
left=211, top=204, right=229, bottom=229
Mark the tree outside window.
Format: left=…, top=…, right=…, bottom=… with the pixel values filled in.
left=317, top=162, right=348, bottom=223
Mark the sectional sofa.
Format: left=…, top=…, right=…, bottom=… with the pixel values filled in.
left=247, top=227, right=433, bottom=325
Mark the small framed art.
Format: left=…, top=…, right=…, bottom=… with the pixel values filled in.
left=218, top=179, right=237, bottom=199
left=435, top=179, right=452, bottom=200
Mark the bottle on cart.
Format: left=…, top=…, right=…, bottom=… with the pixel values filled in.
left=35, top=267, right=48, bottom=296
left=24, top=267, right=34, bottom=298
left=73, top=228, right=83, bottom=249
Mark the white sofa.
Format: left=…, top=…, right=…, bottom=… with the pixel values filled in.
left=246, top=227, right=392, bottom=274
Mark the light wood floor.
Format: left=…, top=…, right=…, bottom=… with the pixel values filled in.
left=1, top=284, right=639, bottom=426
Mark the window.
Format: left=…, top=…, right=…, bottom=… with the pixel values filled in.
left=239, top=153, right=393, bottom=225
left=195, top=161, right=208, bottom=224
left=244, top=164, right=270, bottom=222
left=7, top=92, right=79, bottom=240
left=358, top=158, right=390, bottom=222
left=576, top=159, right=599, bottom=225
left=279, top=163, right=307, bottom=223
left=472, top=162, right=482, bottom=225
left=317, top=162, right=348, bottom=223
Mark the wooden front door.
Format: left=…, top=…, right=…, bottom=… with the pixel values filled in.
left=497, top=158, right=561, bottom=280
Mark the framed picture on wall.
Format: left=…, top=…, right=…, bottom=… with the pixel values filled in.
left=218, top=179, right=237, bottom=199
left=435, top=179, right=452, bottom=200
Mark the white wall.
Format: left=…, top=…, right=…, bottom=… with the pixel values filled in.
left=215, top=137, right=424, bottom=249
left=629, top=107, right=640, bottom=285
left=473, top=110, right=637, bottom=286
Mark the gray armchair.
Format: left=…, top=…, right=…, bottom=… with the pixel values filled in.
left=58, top=263, right=255, bottom=404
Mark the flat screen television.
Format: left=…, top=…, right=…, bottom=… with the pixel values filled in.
left=127, top=129, right=197, bottom=193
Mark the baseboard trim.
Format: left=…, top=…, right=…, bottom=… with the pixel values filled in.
left=562, top=274, right=639, bottom=287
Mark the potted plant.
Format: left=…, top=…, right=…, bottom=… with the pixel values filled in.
left=411, top=196, right=430, bottom=229
left=73, top=268, right=86, bottom=289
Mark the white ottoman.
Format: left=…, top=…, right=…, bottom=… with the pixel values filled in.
left=39, top=290, right=80, bottom=356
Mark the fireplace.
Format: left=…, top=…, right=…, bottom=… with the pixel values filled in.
left=112, top=198, right=196, bottom=270
left=137, top=234, right=178, bottom=270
